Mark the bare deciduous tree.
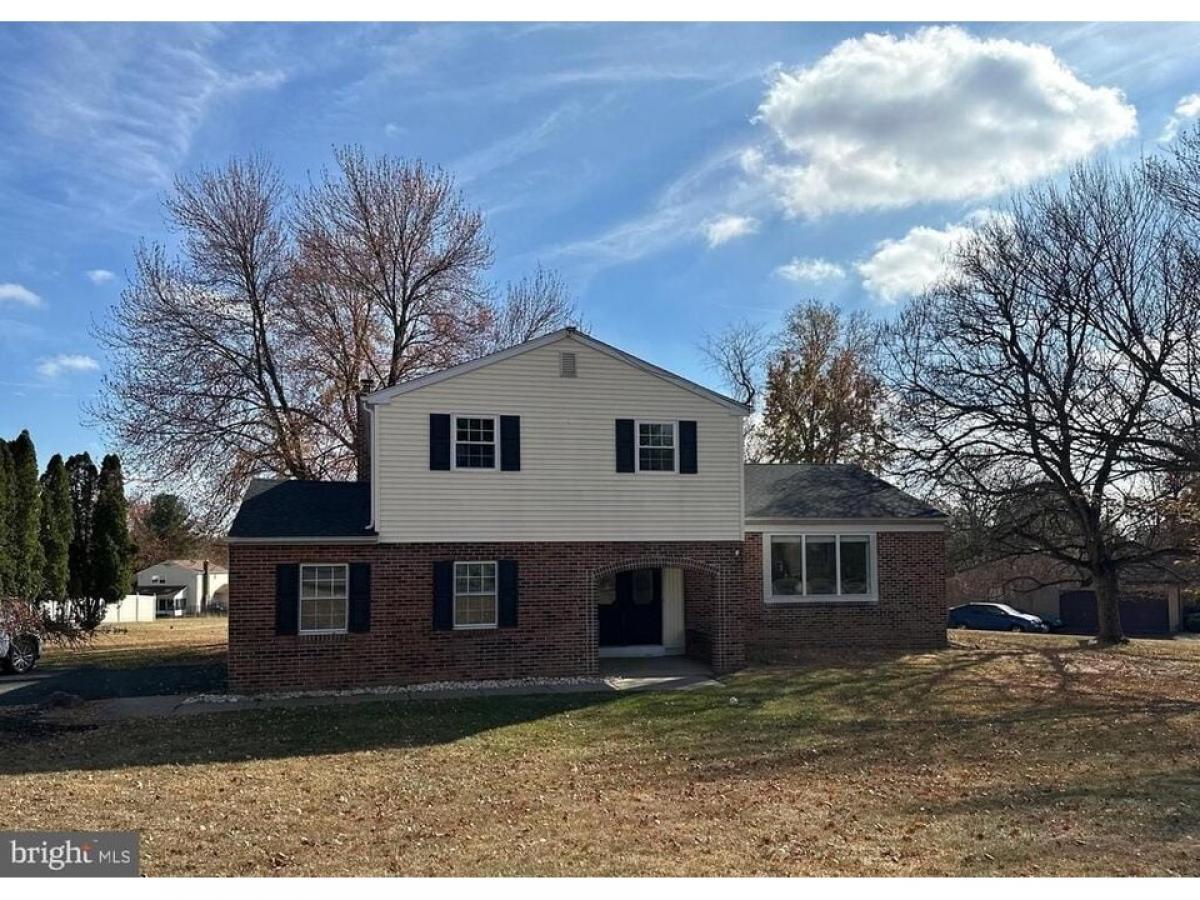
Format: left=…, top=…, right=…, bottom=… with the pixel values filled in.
left=884, top=162, right=1199, bottom=643
left=92, top=149, right=576, bottom=521
left=700, top=319, right=771, bottom=461
left=489, top=265, right=581, bottom=351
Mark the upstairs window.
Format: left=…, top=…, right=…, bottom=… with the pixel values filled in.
left=637, top=422, right=676, bottom=472
left=454, top=416, right=496, bottom=469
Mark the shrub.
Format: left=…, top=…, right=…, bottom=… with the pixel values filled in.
left=1184, top=612, right=1200, bottom=633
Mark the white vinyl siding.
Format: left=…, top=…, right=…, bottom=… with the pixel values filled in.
left=373, top=335, right=745, bottom=542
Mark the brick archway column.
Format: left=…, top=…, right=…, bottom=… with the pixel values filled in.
left=585, top=544, right=745, bottom=674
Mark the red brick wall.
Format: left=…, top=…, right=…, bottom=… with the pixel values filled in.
left=229, top=540, right=743, bottom=693
left=742, top=530, right=947, bottom=659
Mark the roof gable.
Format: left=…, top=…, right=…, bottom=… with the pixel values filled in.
left=365, top=328, right=750, bottom=415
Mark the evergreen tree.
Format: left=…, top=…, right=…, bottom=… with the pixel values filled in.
left=6, top=431, right=44, bottom=602
left=91, top=454, right=133, bottom=605
left=0, top=442, right=13, bottom=597
left=38, top=454, right=74, bottom=605
left=144, top=494, right=195, bottom=557
left=65, top=453, right=98, bottom=600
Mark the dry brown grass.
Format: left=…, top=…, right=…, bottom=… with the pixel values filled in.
left=41, top=617, right=228, bottom=669
left=4, top=631, right=1200, bottom=876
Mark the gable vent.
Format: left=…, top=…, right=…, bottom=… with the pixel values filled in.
left=559, top=351, right=577, bottom=378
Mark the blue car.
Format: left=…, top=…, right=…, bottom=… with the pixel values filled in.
left=948, top=602, right=1048, bottom=633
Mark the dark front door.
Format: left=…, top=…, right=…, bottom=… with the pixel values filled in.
left=598, top=568, right=663, bottom=647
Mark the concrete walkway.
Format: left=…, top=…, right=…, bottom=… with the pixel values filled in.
left=45, top=657, right=721, bottom=723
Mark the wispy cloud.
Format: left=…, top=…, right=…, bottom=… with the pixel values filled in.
left=775, top=257, right=846, bottom=282
left=37, top=353, right=100, bottom=378
left=2, top=25, right=289, bottom=206
left=703, top=214, right=758, bottom=248
left=85, top=268, right=115, bottom=285
left=453, top=102, right=585, bottom=182
left=0, top=282, right=43, bottom=308
left=550, top=144, right=771, bottom=275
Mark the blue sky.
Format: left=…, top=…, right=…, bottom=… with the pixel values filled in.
left=2, top=21, right=1200, bottom=468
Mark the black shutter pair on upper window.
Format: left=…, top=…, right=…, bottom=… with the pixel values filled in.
left=274, top=563, right=371, bottom=636
left=432, top=560, right=519, bottom=630
left=430, top=414, right=520, bottom=471
left=615, top=419, right=698, bottom=473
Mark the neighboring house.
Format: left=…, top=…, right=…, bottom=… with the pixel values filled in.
left=226, top=328, right=947, bottom=693
left=136, top=560, right=229, bottom=618
left=948, top=555, right=1188, bottom=634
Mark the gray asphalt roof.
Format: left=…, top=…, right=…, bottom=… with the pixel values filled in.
left=229, top=479, right=374, bottom=539
left=744, top=463, right=945, bottom=521
left=228, top=464, right=943, bottom=540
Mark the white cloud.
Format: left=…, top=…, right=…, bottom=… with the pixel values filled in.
left=857, top=218, right=982, bottom=303
left=85, top=269, right=115, bottom=285
left=37, top=354, right=100, bottom=378
left=0, top=283, right=44, bottom=308
left=1160, top=92, right=1200, bottom=142
left=775, top=257, right=846, bottom=282
left=703, top=214, right=758, bottom=247
left=755, top=26, right=1137, bottom=217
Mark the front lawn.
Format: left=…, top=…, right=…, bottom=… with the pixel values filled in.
left=4, top=631, right=1199, bottom=876
left=41, top=617, right=228, bottom=669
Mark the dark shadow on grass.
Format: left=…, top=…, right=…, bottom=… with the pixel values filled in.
left=0, top=663, right=226, bottom=707
left=0, top=690, right=624, bottom=777
left=908, top=771, right=1200, bottom=843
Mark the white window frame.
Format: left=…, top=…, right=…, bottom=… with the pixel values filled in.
left=634, top=419, right=677, bottom=474
left=453, top=560, right=499, bottom=630
left=451, top=413, right=499, bottom=471
left=298, top=563, right=350, bottom=635
left=763, top=532, right=878, bottom=604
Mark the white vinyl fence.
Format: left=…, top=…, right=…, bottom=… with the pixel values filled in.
left=45, top=593, right=158, bottom=625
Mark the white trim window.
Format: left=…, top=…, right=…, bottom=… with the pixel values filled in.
left=299, top=563, right=349, bottom=633
left=636, top=421, right=676, bottom=472
left=454, top=561, right=498, bottom=629
left=765, top=534, right=876, bottom=603
left=453, top=415, right=497, bottom=469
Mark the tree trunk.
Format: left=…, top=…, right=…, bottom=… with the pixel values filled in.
left=1094, top=567, right=1127, bottom=644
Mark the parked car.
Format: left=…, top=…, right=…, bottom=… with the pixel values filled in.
left=948, top=602, right=1049, bottom=633
left=1022, top=610, right=1064, bottom=632
left=0, top=628, right=41, bottom=674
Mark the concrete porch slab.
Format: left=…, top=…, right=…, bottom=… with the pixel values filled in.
left=599, top=656, right=720, bottom=691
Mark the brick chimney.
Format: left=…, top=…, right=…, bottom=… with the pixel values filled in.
left=356, top=377, right=375, bottom=482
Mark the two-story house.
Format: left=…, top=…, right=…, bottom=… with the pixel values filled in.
left=226, top=328, right=947, bottom=693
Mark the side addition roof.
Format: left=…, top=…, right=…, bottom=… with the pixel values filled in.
left=228, top=479, right=376, bottom=541
left=744, top=463, right=946, bottom=522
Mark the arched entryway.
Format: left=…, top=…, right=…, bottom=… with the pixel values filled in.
left=587, top=556, right=729, bottom=669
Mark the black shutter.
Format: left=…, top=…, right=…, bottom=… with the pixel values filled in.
left=433, top=561, right=454, bottom=630
left=275, top=563, right=299, bottom=636
left=430, top=413, right=451, bottom=470
left=498, top=559, right=519, bottom=628
left=500, top=415, right=521, bottom=471
left=678, top=420, right=698, bottom=474
left=615, top=418, right=635, bottom=473
left=347, top=563, right=371, bottom=633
